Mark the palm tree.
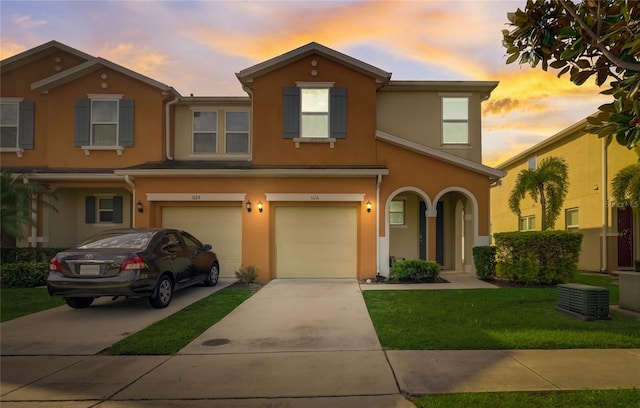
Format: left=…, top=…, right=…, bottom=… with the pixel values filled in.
left=611, top=145, right=640, bottom=212
left=508, top=156, right=569, bottom=231
left=1, top=170, right=57, bottom=247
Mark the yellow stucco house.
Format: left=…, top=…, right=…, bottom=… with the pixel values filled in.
left=1, top=41, right=504, bottom=281
left=491, top=118, right=638, bottom=272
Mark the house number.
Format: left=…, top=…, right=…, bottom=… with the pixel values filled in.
left=192, top=195, right=201, bottom=200
left=310, top=195, right=320, bottom=200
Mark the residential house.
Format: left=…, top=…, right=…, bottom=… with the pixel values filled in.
left=1, top=41, right=503, bottom=280
left=490, top=118, right=638, bottom=272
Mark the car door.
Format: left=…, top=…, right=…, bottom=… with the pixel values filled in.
left=161, top=231, right=192, bottom=285
left=180, top=231, right=211, bottom=281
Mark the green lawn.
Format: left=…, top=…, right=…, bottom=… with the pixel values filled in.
left=412, top=389, right=640, bottom=408
left=363, top=286, right=640, bottom=350
left=107, top=287, right=254, bottom=355
left=1, top=288, right=65, bottom=322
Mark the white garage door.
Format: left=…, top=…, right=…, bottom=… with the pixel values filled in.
left=276, top=207, right=357, bottom=278
left=162, top=207, right=241, bottom=278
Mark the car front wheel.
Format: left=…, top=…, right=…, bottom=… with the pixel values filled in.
left=205, top=262, right=219, bottom=287
left=149, top=275, right=173, bottom=308
left=65, top=297, right=94, bottom=309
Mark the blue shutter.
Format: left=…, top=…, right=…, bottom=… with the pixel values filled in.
left=330, top=87, right=347, bottom=139
left=75, top=99, right=91, bottom=147
left=85, top=196, right=96, bottom=224
left=119, top=99, right=134, bottom=147
left=18, top=101, right=35, bottom=149
left=282, top=87, right=300, bottom=139
left=113, top=196, right=123, bottom=223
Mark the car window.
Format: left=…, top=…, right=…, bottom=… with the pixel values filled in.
left=162, top=232, right=183, bottom=251
left=181, top=232, right=202, bottom=250
left=78, top=232, right=152, bottom=249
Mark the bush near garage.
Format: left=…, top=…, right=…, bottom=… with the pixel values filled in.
left=1, top=247, right=66, bottom=263
left=494, top=231, right=582, bottom=285
left=390, top=259, right=441, bottom=283
left=472, top=246, right=497, bottom=281
left=0, top=262, right=49, bottom=288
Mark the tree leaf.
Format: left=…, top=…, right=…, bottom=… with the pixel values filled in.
left=506, top=52, right=520, bottom=64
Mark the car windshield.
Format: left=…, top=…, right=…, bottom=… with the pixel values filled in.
left=77, top=232, right=153, bottom=250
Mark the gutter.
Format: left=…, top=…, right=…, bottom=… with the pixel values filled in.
left=376, top=174, right=383, bottom=277
left=601, top=136, right=611, bottom=272
left=165, top=96, right=179, bottom=160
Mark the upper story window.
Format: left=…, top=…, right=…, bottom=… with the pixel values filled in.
left=283, top=83, right=347, bottom=145
left=0, top=98, right=34, bottom=156
left=301, top=88, right=329, bottom=137
left=519, top=215, right=536, bottom=231
left=193, top=111, right=217, bottom=153
left=442, top=96, right=469, bottom=144
left=75, top=95, right=134, bottom=155
left=528, top=156, right=537, bottom=170
left=225, top=111, right=249, bottom=154
left=565, top=208, right=579, bottom=230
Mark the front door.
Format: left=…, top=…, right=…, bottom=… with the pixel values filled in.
left=618, top=206, right=634, bottom=269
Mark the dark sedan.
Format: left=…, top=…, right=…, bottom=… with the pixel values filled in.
left=47, top=228, right=220, bottom=309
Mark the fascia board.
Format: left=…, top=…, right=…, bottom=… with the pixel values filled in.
left=115, top=168, right=389, bottom=178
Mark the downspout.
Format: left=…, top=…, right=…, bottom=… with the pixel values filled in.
left=165, top=96, right=179, bottom=160
left=376, top=174, right=383, bottom=276
left=601, top=135, right=611, bottom=272
left=124, top=175, right=136, bottom=228
left=25, top=176, right=37, bottom=248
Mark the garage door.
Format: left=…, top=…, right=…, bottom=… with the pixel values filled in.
left=162, top=207, right=241, bottom=278
left=276, top=207, right=357, bottom=278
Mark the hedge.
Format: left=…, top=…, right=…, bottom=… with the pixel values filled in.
left=472, top=246, right=497, bottom=280
left=390, top=259, right=441, bottom=282
left=1, top=247, right=67, bottom=263
left=0, top=262, right=49, bottom=288
left=494, top=231, right=583, bottom=285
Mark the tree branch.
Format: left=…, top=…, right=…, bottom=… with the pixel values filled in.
left=557, top=0, right=640, bottom=72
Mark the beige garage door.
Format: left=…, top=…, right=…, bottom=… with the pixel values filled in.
left=162, top=207, right=241, bottom=278
left=276, top=207, right=357, bottom=278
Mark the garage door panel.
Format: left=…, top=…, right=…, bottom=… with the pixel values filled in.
left=162, top=207, right=241, bottom=278
left=276, top=207, right=357, bottom=278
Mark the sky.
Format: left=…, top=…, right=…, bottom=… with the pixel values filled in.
left=0, top=0, right=611, bottom=167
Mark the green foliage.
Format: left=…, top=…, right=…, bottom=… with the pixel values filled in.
left=0, top=262, right=49, bottom=288
left=1, top=247, right=67, bottom=263
left=390, top=259, right=441, bottom=282
left=472, top=246, right=497, bottom=280
left=611, top=145, right=640, bottom=213
left=494, top=231, right=583, bottom=285
left=235, top=265, right=259, bottom=283
left=502, top=0, right=640, bottom=149
left=508, top=156, right=569, bottom=230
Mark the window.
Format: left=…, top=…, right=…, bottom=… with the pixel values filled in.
left=519, top=215, right=535, bottom=231
left=528, top=156, right=537, bottom=170
left=565, top=208, right=579, bottom=230
left=0, top=102, right=18, bottom=148
left=91, top=100, right=118, bottom=146
left=301, top=88, right=329, bottom=137
left=85, top=196, right=123, bottom=224
left=390, top=200, right=405, bottom=225
left=225, top=111, right=249, bottom=153
left=442, top=97, right=469, bottom=144
left=75, top=96, right=134, bottom=151
left=193, top=111, right=217, bottom=153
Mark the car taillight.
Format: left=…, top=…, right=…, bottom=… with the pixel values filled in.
left=121, top=256, right=146, bottom=271
left=49, top=258, right=62, bottom=272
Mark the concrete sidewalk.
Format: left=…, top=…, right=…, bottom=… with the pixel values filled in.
left=1, top=276, right=639, bottom=407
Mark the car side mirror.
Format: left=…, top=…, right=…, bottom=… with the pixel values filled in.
left=202, top=244, right=212, bottom=251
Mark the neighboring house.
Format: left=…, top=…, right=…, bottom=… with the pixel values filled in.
left=491, top=118, right=638, bottom=272
left=1, top=41, right=503, bottom=280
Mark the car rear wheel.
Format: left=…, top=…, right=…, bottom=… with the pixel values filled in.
left=149, top=275, right=173, bottom=308
left=205, top=262, right=219, bottom=287
left=65, top=297, right=94, bottom=309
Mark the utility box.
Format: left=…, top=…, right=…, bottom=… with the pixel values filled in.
left=557, top=283, right=610, bottom=320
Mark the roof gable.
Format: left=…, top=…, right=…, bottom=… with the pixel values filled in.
left=0, top=40, right=94, bottom=73
left=236, top=42, right=391, bottom=85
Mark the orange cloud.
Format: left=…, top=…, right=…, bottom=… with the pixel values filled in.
left=97, top=42, right=170, bottom=79
left=0, top=39, right=27, bottom=60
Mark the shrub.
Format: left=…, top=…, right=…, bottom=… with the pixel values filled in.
left=390, top=259, right=440, bottom=283
left=0, top=262, right=49, bottom=288
left=235, top=265, right=259, bottom=283
left=473, top=246, right=497, bottom=280
left=1, top=247, right=67, bottom=263
left=636, top=260, right=640, bottom=272
left=494, top=231, right=583, bottom=285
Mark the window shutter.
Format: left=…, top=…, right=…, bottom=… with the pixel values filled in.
left=18, top=101, right=35, bottom=149
left=330, top=87, right=347, bottom=139
left=119, top=99, right=134, bottom=147
left=113, top=196, right=123, bottom=223
left=75, top=99, right=91, bottom=147
left=282, top=87, right=300, bottom=139
left=85, top=196, right=96, bottom=224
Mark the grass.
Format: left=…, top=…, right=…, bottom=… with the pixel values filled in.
left=1, top=288, right=65, bottom=322
left=571, top=272, right=620, bottom=304
left=106, top=286, right=254, bottom=355
left=363, top=281, right=640, bottom=350
left=412, top=389, right=640, bottom=408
